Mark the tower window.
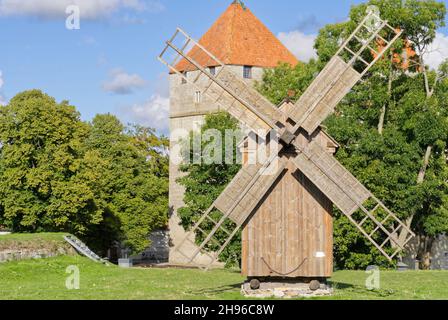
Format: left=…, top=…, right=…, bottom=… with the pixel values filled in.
left=181, top=72, right=187, bottom=84
left=209, top=66, right=216, bottom=76
left=194, top=91, right=202, bottom=104
left=243, top=66, right=252, bottom=79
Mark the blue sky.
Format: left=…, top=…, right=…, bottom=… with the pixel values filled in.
left=1, top=0, right=447, bottom=134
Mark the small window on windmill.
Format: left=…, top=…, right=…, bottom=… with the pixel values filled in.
left=243, top=66, right=252, bottom=79
left=209, top=66, right=216, bottom=76
left=194, top=91, right=202, bottom=104
left=181, top=72, right=187, bottom=84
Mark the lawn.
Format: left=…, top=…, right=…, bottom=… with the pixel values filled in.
left=1, top=255, right=447, bottom=300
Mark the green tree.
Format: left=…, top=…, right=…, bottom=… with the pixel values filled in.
left=0, top=91, right=169, bottom=255
left=0, top=90, right=100, bottom=234
left=84, top=114, right=169, bottom=254
left=177, top=112, right=242, bottom=266
left=256, top=60, right=319, bottom=104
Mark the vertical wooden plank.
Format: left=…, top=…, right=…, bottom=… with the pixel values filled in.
left=260, top=193, right=267, bottom=276
left=277, top=176, right=284, bottom=275
left=315, top=200, right=322, bottom=277
left=241, top=225, right=248, bottom=277
left=254, top=204, right=260, bottom=277
left=271, top=177, right=278, bottom=276
left=325, top=200, right=334, bottom=277
left=295, top=170, right=301, bottom=276
left=313, top=193, right=319, bottom=277
left=288, top=168, right=295, bottom=276
left=281, top=169, right=287, bottom=276
left=265, top=190, right=273, bottom=276
left=248, top=218, right=254, bottom=277
left=302, top=175, right=309, bottom=277
left=297, top=171, right=305, bottom=278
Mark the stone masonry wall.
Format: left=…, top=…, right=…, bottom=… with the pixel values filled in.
left=403, top=234, right=448, bottom=270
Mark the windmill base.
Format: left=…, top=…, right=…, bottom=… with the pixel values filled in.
left=241, top=278, right=333, bottom=298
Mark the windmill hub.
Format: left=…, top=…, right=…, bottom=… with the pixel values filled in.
left=279, top=129, right=296, bottom=146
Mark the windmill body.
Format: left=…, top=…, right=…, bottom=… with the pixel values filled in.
left=159, top=2, right=415, bottom=285
left=240, top=101, right=338, bottom=279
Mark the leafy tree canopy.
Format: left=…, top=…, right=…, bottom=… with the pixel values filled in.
left=177, top=112, right=242, bottom=266
left=0, top=90, right=169, bottom=255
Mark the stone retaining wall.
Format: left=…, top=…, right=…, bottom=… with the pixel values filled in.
left=0, top=247, right=75, bottom=263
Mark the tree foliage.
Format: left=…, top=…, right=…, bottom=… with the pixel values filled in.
left=177, top=112, right=242, bottom=266
left=0, top=90, right=169, bottom=254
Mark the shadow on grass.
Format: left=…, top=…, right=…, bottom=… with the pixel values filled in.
left=186, top=283, right=242, bottom=296
left=329, top=281, right=395, bottom=299
left=328, top=281, right=355, bottom=290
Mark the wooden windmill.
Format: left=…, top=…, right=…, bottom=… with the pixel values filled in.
left=158, top=10, right=415, bottom=286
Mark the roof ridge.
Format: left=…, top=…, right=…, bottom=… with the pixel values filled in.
left=232, top=0, right=247, bottom=10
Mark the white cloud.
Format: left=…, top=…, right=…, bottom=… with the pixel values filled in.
left=278, top=31, right=318, bottom=62
left=102, top=68, right=146, bottom=95
left=123, top=94, right=170, bottom=133
left=119, top=73, right=170, bottom=133
left=423, top=32, right=448, bottom=71
left=0, top=0, right=164, bottom=19
left=0, top=71, right=6, bottom=106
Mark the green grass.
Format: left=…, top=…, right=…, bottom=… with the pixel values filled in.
left=1, top=255, right=448, bottom=300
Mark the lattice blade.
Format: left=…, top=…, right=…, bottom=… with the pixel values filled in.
left=158, top=28, right=283, bottom=135
left=173, top=154, right=285, bottom=269
left=291, top=141, right=414, bottom=260
left=172, top=208, right=237, bottom=268
left=292, top=141, right=370, bottom=215
left=214, top=164, right=263, bottom=220
left=344, top=203, right=415, bottom=260
left=208, top=68, right=285, bottom=128
left=290, top=56, right=361, bottom=134
left=289, top=12, right=402, bottom=134
left=215, top=157, right=286, bottom=226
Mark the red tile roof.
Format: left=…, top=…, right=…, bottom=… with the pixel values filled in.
left=175, top=2, right=299, bottom=72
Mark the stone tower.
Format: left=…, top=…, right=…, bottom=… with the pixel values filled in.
left=168, top=1, right=298, bottom=265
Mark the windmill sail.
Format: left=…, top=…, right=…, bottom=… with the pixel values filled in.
left=173, top=156, right=286, bottom=269
left=288, top=12, right=402, bottom=134
left=158, top=28, right=284, bottom=135
left=291, top=141, right=415, bottom=260
left=289, top=56, right=361, bottom=134
left=215, top=157, right=286, bottom=226
left=293, top=141, right=370, bottom=215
